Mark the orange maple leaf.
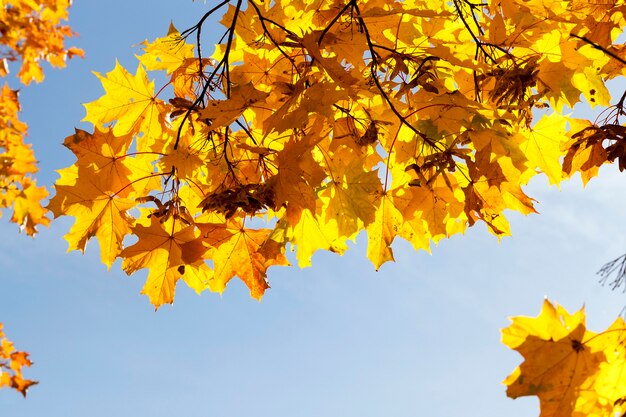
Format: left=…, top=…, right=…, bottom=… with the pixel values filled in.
left=121, top=217, right=210, bottom=308
left=0, top=323, right=37, bottom=397
left=205, top=222, right=289, bottom=299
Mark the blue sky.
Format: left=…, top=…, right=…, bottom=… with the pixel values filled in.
left=2, top=2, right=626, bottom=416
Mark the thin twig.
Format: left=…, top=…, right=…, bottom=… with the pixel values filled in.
left=349, top=0, right=442, bottom=150
left=175, top=0, right=243, bottom=150
left=570, top=33, right=626, bottom=66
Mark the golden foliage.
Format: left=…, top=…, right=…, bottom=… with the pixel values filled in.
left=48, top=0, right=626, bottom=308
left=0, top=323, right=36, bottom=396
left=0, top=0, right=82, bottom=235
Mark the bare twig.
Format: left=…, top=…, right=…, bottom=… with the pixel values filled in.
left=598, top=254, right=626, bottom=291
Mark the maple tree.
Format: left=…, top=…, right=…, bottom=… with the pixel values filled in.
left=3, top=0, right=626, bottom=414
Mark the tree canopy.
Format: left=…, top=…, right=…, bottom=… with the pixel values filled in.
left=2, top=0, right=626, bottom=414
left=48, top=0, right=626, bottom=306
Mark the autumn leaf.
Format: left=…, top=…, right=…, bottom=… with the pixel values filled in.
left=586, top=317, right=626, bottom=416
left=366, top=192, right=403, bottom=270
left=63, top=127, right=159, bottom=196
left=0, top=323, right=37, bottom=396
left=11, top=177, right=50, bottom=236
left=562, top=119, right=611, bottom=185
left=48, top=172, right=137, bottom=268
left=321, top=149, right=382, bottom=238
left=516, top=113, right=567, bottom=185
left=207, top=223, right=288, bottom=299
left=198, top=82, right=269, bottom=131
left=503, top=299, right=626, bottom=417
left=138, top=24, right=195, bottom=75
left=83, top=61, right=166, bottom=142
left=278, top=209, right=348, bottom=268
left=271, top=133, right=326, bottom=224
left=121, top=217, right=210, bottom=307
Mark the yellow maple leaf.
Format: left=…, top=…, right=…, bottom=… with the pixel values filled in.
left=393, top=179, right=466, bottom=243
left=11, top=178, right=49, bottom=236
left=584, top=317, right=626, bottom=416
left=157, top=129, right=205, bottom=180
left=138, top=25, right=195, bottom=75
left=270, top=135, right=326, bottom=224
left=278, top=209, right=348, bottom=268
left=83, top=61, right=166, bottom=141
left=49, top=173, right=136, bottom=268
left=366, top=192, right=403, bottom=270
left=63, top=127, right=159, bottom=196
left=321, top=149, right=382, bottom=238
left=121, top=217, right=210, bottom=308
left=502, top=299, right=626, bottom=417
left=198, top=82, right=269, bottom=131
left=208, top=224, right=288, bottom=299
left=520, top=113, right=567, bottom=185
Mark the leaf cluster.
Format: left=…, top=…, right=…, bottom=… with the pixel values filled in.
left=0, top=323, right=36, bottom=397
left=49, top=0, right=626, bottom=307
left=0, top=0, right=82, bottom=235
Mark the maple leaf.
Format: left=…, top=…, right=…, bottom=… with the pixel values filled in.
left=0, top=323, right=37, bottom=397
left=62, top=127, right=159, bottom=196
left=230, top=49, right=294, bottom=89
left=366, top=192, right=403, bottom=270
left=83, top=61, right=166, bottom=142
left=503, top=299, right=626, bottom=417
left=11, top=178, right=50, bottom=236
left=121, top=217, right=210, bottom=307
left=585, top=317, right=626, bottom=416
left=277, top=209, right=348, bottom=268
left=521, top=113, right=568, bottom=185
left=138, top=24, right=195, bottom=75
left=157, top=129, right=205, bottom=180
left=270, top=133, right=326, bottom=224
left=321, top=148, right=382, bottom=238
left=393, top=179, right=466, bottom=243
left=48, top=172, right=137, bottom=268
left=198, top=82, right=270, bottom=131
left=206, top=222, right=289, bottom=299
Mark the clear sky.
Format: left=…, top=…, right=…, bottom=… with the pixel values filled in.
left=2, top=2, right=626, bottom=416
